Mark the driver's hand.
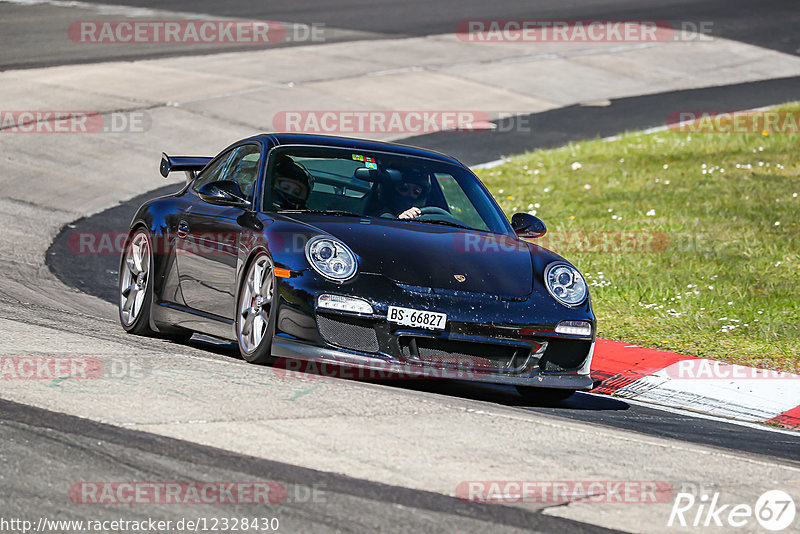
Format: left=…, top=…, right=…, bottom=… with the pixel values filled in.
left=398, top=207, right=421, bottom=219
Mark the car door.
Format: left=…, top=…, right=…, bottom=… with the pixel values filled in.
left=176, top=143, right=262, bottom=319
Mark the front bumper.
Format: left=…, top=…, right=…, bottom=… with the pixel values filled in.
left=271, top=337, right=594, bottom=389
left=271, top=271, right=595, bottom=390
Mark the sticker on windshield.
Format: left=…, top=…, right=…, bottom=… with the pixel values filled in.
left=365, top=161, right=377, bottom=169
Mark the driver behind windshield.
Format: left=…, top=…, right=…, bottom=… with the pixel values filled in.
left=272, top=155, right=313, bottom=210
left=379, top=168, right=431, bottom=220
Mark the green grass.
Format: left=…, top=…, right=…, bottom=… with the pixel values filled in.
left=474, top=102, right=800, bottom=372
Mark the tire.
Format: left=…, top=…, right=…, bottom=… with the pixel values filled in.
left=236, top=253, right=277, bottom=364
left=118, top=229, right=157, bottom=336
left=515, top=385, right=575, bottom=403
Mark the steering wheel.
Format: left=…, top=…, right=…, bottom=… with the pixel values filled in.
left=419, top=206, right=450, bottom=216
left=415, top=206, right=462, bottom=224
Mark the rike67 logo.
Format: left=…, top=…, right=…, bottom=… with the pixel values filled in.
left=669, top=490, right=796, bottom=531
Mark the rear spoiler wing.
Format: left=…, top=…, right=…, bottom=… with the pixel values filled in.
left=160, top=153, right=213, bottom=183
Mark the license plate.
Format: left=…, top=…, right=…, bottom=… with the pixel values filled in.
left=387, top=306, right=447, bottom=330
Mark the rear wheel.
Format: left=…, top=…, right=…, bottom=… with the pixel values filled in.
left=236, top=253, right=276, bottom=364
left=119, top=229, right=157, bottom=336
left=515, top=386, right=575, bottom=403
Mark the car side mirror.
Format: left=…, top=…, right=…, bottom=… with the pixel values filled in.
left=511, top=212, right=546, bottom=239
left=198, top=180, right=251, bottom=208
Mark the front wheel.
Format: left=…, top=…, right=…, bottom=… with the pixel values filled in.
left=119, top=229, right=157, bottom=336
left=515, top=386, right=575, bottom=403
left=236, top=253, right=276, bottom=364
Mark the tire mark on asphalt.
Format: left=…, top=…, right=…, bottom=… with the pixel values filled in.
left=0, top=398, right=625, bottom=533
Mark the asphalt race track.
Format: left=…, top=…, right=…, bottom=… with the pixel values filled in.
left=2, top=0, right=799, bottom=68
left=3, top=1, right=800, bottom=533
left=2, top=398, right=615, bottom=534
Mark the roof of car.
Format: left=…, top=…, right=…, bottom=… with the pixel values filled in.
left=246, top=133, right=465, bottom=167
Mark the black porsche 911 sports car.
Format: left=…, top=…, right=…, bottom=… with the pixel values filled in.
left=119, top=133, right=595, bottom=400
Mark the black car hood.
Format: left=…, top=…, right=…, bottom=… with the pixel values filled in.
left=286, top=214, right=535, bottom=297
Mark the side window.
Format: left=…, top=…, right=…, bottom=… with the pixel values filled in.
left=222, top=144, right=261, bottom=199
left=192, top=150, right=233, bottom=193
left=269, top=155, right=314, bottom=211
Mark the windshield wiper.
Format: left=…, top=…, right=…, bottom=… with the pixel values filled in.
left=279, top=209, right=368, bottom=218
left=281, top=209, right=475, bottom=230
left=413, top=219, right=475, bottom=231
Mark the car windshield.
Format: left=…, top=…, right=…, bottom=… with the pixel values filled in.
left=263, top=146, right=511, bottom=234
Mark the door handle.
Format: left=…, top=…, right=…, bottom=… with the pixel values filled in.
left=177, top=220, right=190, bottom=238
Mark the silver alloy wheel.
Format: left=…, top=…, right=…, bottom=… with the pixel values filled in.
left=119, top=231, right=150, bottom=327
left=239, top=255, right=274, bottom=353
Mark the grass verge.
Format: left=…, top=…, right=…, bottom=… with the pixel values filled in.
left=474, top=102, right=800, bottom=371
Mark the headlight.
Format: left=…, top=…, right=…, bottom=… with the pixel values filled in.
left=544, top=262, right=587, bottom=306
left=318, top=294, right=373, bottom=314
left=305, top=235, right=357, bottom=281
